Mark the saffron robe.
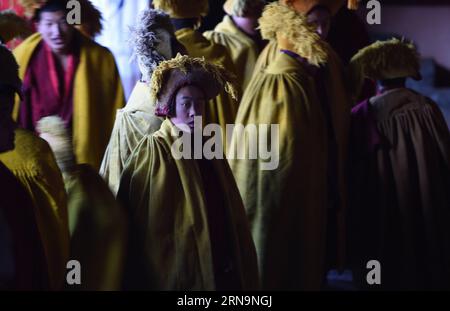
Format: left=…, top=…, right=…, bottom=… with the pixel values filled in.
left=0, top=129, right=69, bottom=290
left=0, top=161, right=49, bottom=290
left=349, top=88, right=450, bottom=290
left=100, top=82, right=163, bottom=195
left=228, top=51, right=329, bottom=290
left=13, top=32, right=126, bottom=170
left=204, top=15, right=263, bottom=91
left=252, top=40, right=351, bottom=269
left=117, top=119, right=259, bottom=290
left=63, top=164, right=127, bottom=290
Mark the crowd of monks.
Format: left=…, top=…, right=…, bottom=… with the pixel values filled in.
left=0, top=0, right=449, bottom=291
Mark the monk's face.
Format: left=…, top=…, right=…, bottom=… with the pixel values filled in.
left=171, top=85, right=205, bottom=132
left=36, top=10, right=75, bottom=54
left=0, top=86, right=15, bottom=152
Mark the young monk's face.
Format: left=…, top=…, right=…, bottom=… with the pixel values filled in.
left=0, top=87, right=16, bottom=152
left=171, top=85, right=205, bottom=132
left=36, top=10, right=74, bottom=54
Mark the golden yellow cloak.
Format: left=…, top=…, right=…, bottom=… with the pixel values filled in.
left=228, top=51, right=329, bottom=290
left=0, top=128, right=69, bottom=290
left=13, top=32, right=126, bottom=170
left=204, top=15, right=261, bottom=91
left=117, top=119, right=259, bottom=290
left=252, top=40, right=351, bottom=269
left=175, top=28, right=239, bottom=132
left=63, top=164, right=127, bottom=290
left=100, top=82, right=163, bottom=195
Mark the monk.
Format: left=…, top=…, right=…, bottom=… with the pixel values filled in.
left=100, top=8, right=185, bottom=195
left=153, top=0, right=239, bottom=136
left=117, top=55, right=259, bottom=290
left=13, top=0, right=125, bottom=170
left=349, top=39, right=450, bottom=290
left=204, top=0, right=266, bottom=91
left=0, top=26, right=69, bottom=289
left=0, top=43, right=48, bottom=290
left=228, top=1, right=350, bottom=290
left=37, top=116, right=127, bottom=291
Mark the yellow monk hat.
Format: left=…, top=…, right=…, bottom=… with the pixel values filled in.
left=153, top=0, right=209, bottom=19
left=223, top=0, right=267, bottom=17
left=150, top=54, right=237, bottom=117
left=279, top=0, right=359, bottom=15
left=349, top=38, right=422, bottom=99
left=259, top=2, right=329, bottom=66
left=350, top=38, right=422, bottom=82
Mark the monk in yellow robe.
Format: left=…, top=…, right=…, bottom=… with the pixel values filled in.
left=228, top=2, right=349, bottom=290
left=349, top=39, right=450, bottom=290
left=36, top=115, right=127, bottom=291
left=153, top=0, right=239, bottom=136
left=204, top=0, right=267, bottom=91
left=117, top=55, right=258, bottom=290
left=250, top=0, right=354, bottom=273
left=100, top=9, right=185, bottom=195
left=0, top=43, right=49, bottom=290
left=0, top=128, right=70, bottom=290
left=0, top=35, right=69, bottom=290
left=13, top=0, right=125, bottom=170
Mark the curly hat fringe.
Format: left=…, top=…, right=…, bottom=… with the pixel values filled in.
left=150, top=54, right=238, bottom=103
left=349, top=38, right=421, bottom=99
left=259, top=2, right=328, bottom=66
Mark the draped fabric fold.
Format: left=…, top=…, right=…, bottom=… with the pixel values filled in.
left=117, top=119, right=259, bottom=290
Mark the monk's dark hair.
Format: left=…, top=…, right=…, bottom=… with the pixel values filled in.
left=34, top=0, right=69, bottom=21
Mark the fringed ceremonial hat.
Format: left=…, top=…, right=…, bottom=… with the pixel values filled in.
left=128, top=9, right=175, bottom=70
left=223, top=0, right=267, bottom=17
left=153, top=0, right=209, bottom=19
left=350, top=38, right=422, bottom=98
left=259, top=2, right=329, bottom=66
left=150, top=54, right=237, bottom=117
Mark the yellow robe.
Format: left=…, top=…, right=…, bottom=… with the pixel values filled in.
left=63, top=164, right=127, bottom=290
left=100, top=82, right=163, bottom=195
left=204, top=15, right=261, bottom=91
left=0, top=128, right=69, bottom=290
left=175, top=28, right=239, bottom=133
left=228, top=51, right=329, bottom=290
left=117, top=119, right=259, bottom=290
left=13, top=32, right=126, bottom=170
left=252, top=40, right=351, bottom=268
